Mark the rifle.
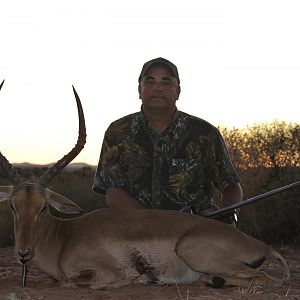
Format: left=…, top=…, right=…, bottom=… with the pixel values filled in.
left=205, top=180, right=300, bottom=218
left=180, top=181, right=300, bottom=224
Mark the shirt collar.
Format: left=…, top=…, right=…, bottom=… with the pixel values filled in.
left=140, top=105, right=179, bottom=132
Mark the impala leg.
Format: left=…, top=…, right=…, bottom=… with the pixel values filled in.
left=200, top=269, right=282, bottom=289
left=60, top=251, right=127, bottom=289
left=175, top=228, right=283, bottom=288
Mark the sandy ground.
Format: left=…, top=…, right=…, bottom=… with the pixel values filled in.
left=0, top=246, right=299, bottom=300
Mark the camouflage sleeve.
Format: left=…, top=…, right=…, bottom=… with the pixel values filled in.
left=207, top=128, right=240, bottom=192
left=92, top=127, right=129, bottom=195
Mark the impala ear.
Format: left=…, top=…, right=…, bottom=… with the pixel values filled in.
left=0, top=187, right=12, bottom=223
left=48, top=200, right=83, bottom=215
left=0, top=186, right=13, bottom=200
left=0, top=196, right=10, bottom=209
left=0, top=195, right=9, bottom=203
left=0, top=195, right=14, bottom=247
left=45, top=189, right=86, bottom=215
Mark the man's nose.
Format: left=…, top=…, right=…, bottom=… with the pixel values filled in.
left=153, top=81, right=163, bottom=89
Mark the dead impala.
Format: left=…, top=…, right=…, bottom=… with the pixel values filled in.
left=0, top=80, right=290, bottom=289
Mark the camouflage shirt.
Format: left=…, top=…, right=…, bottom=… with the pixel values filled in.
left=93, top=108, right=240, bottom=212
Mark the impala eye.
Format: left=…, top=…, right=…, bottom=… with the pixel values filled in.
left=39, top=205, right=47, bottom=215
left=9, top=203, right=16, bottom=213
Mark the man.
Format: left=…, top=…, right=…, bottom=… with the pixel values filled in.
left=93, top=57, right=242, bottom=222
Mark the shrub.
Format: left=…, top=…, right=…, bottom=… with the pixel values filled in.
left=220, top=121, right=300, bottom=244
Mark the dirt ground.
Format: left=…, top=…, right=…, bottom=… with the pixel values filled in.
left=0, top=246, right=299, bottom=300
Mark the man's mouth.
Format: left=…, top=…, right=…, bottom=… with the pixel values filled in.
left=151, top=96, right=165, bottom=100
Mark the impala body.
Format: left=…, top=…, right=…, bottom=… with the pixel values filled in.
left=0, top=80, right=289, bottom=289
left=0, top=187, right=290, bottom=289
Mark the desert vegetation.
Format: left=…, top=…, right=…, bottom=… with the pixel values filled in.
left=0, top=120, right=299, bottom=246
left=219, top=120, right=300, bottom=245
left=221, top=120, right=299, bottom=169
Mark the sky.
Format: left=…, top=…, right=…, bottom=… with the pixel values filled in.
left=0, top=0, right=299, bottom=166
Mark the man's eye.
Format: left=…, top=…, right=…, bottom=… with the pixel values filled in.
left=161, top=79, right=172, bottom=86
left=144, top=79, right=155, bottom=85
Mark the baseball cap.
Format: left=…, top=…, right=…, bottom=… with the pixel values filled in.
left=138, top=57, right=180, bottom=85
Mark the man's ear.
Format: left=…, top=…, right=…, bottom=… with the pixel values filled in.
left=176, top=85, right=181, bottom=100
left=138, top=84, right=142, bottom=99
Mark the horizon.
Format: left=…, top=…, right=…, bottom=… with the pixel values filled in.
left=7, top=118, right=299, bottom=166
left=11, top=161, right=97, bottom=167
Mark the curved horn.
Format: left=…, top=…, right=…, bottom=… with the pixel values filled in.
left=37, top=86, right=86, bottom=190
left=0, top=79, right=24, bottom=189
left=0, top=154, right=24, bottom=190
left=0, top=79, right=4, bottom=90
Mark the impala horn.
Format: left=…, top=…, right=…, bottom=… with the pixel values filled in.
left=0, top=80, right=24, bottom=190
left=36, top=86, right=86, bottom=191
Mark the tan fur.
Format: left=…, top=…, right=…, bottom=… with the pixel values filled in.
left=1, top=186, right=290, bottom=289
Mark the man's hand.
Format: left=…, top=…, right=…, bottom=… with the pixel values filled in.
left=211, top=209, right=238, bottom=225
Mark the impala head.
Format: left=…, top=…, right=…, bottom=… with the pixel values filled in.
left=0, top=80, right=86, bottom=264
left=9, top=184, right=47, bottom=263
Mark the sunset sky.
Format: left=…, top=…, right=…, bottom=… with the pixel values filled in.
left=0, top=0, right=299, bottom=165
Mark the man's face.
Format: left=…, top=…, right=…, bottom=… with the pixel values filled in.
left=138, top=65, right=181, bottom=112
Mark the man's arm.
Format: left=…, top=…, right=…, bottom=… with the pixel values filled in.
left=218, top=182, right=243, bottom=223
left=106, top=187, right=145, bottom=209
left=221, top=182, right=243, bottom=207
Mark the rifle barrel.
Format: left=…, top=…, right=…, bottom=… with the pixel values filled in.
left=206, top=181, right=300, bottom=218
